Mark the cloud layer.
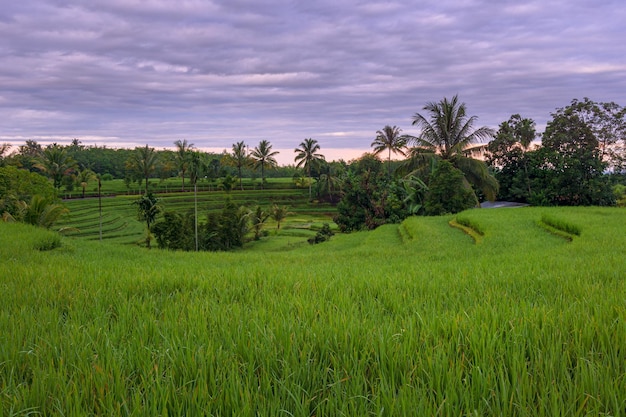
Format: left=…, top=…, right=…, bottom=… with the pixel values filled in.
left=1, top=0, right=625, bottom=163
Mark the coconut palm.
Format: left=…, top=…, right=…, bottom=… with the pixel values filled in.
left=231, top=141, right=248, bottom=190
left=250, top=140, right=279, bottom=188
left=174, top=139, right=194, bottom=192
left=294, top=138, right=325, bottom=199
left=405, top=95, right=498, bottom=201
left=250, top=205, right=270, bottom=240
left=76, top=168, right=96, bottom=198
left=35, top=144, right=77, bottom=190
left=317, top=162, right=343, bottom=203
left=269, top=204, right=292, bottom=230
left=371, top=125, right=407, bottom=177
left=6, top=195, right=69, bottom=229
left=127, top=145, right=159, bottom=193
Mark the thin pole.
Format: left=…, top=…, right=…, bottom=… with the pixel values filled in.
left=98, top=177, right=102, bottom=242
left=194, top=182, right=198, bottom=251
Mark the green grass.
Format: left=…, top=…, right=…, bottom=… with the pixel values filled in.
left=1, top=206, right=626, bottom=415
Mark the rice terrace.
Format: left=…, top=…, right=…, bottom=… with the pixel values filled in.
left=2, top=95, right=626, bottom=415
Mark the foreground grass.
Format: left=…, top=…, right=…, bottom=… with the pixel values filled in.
left=1, top=207, right=625, bottom=416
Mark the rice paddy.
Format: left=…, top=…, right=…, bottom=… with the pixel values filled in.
left=1, top=206, right=625, bottom=416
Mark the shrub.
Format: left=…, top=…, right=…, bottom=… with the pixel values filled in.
left=424, top=161, right=477, bottom=215
left=308, top=223, right=334, bottom=244
left=34, top=233, right=62, bottom=251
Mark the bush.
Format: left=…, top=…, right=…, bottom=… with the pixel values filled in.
left=308, top=223, right=334, bottom=244
left=424, top=161, right=477, bottom=215
left=34, top=233, right=62, bottom=251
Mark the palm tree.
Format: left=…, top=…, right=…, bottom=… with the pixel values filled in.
left=127, top=145, right=159, bottom=193
left=13, top=195, right=69, bottom=229
left=294, top=138, right=325, bottom=199
left=269, top=204, right=292, bottom=230
left=250, top=205, right=270, bottom=240
left=371, top=125, right=407, bottom=177
left=35, top=144, right=77, bottom=190
left=76, top=168, right=96, bottom=198
left=406, top=95, right=498, bottom=201
left=250, top=140, right=279, bottom=188
left=231, top=141, right=248, bottom=190
left=317, top=162, right=343, bottom=203
left=174, top=139, right=194, bottom=192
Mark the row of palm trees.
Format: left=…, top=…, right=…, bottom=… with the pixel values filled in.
left=29, top=95, right=497, bottom=204
left=371, top=95, right=499, bottom=201
left=168, top=95, right=498, bottom=203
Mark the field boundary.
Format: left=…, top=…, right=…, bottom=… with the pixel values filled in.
left=449, top=219, right=483, bottom=244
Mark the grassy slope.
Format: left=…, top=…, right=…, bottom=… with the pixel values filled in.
left=1, top=207, right=625, bottom=415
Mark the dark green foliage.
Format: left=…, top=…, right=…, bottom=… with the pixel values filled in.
left=334, top=169, right=408, bottom=232
left=133, top=193, right=160, bottom=248
left=423, top=160, right=477, bottom=215
left=308, top=223, right=334, bottom=244
left=152, top=199, right=250, bottom=251
left=152, top=211, right=192, bottom=250
left=488, top=102, right=617, bottom=206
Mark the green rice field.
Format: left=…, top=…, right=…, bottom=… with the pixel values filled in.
left=1, top=206, right=625, bottom=415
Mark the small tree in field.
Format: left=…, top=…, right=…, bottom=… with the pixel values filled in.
left=250, top=206, right=270, bottom=240
left=134, top=192, right=160, bottom=248
left=270, top=204, right=292, bottom=230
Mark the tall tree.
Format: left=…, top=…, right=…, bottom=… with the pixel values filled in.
left=0, top=143, right=10, bottom=167
left=174, top=139, right=194, bottom=192
left=371, top=125, right=407, bottom=177
left=251, top=140, right=279, bottom=188
left=560, top=98, right=626, bottom=172
left=294, top=138, right=325, bottom=199
left=406, top=95, right=498, bottom=202
left=35, top=144, right=77, bottom=191
left=537, top=103, right=613, bottom=205
left=486, top=114, right=537, bottom=202
left=231, top=141, right=248, bottom=190
left=133, top=192, right=161, bottom=248
left=127, top=145, right=159, bottom=193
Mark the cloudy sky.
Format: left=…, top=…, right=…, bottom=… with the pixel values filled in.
left=1, top=0, right=625, bottom=164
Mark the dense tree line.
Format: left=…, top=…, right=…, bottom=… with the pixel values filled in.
left=2, top=96, right=625, bottom=243
left=486, top=99, right=624, bottom=206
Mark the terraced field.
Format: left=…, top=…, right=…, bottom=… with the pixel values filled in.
left=57, top=186, right=336, bottom=246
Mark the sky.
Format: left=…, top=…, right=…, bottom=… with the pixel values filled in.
left=1, top=0, right=625, bottom=165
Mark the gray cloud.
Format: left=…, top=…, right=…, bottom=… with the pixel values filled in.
left=1, top=0, right=625, bottom=163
